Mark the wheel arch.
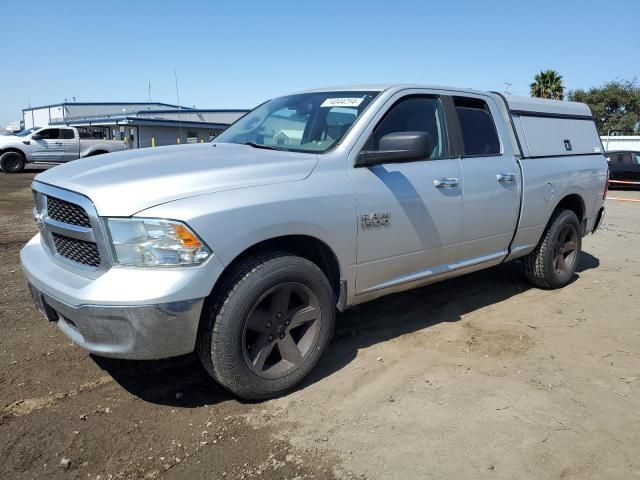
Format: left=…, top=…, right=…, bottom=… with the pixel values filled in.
left=0, top=147, right=27, bottom=159
left=553, top=193, right=585, bottom=226
left=84, top=149, right=108, bottom=157
left=212, top=234, right=343, bottom=304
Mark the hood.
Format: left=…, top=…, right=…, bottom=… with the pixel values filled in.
left=35, top=143, right=319, bottom=216
left=0, top=135, right=19, bottom=144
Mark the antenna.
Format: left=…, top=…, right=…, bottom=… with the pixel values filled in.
left=147, top=81, right=152, bottom=102
left=504, top=82, right=512, bottom=95
left=174, top=69, right=182, bottom=142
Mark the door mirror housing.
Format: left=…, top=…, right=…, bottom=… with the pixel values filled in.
left=356, top=131, right=432, bottom=167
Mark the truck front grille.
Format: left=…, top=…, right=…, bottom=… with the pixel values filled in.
left=51, top=233, right=101, bottom=267
left=47, top=196, right=91, bottom=228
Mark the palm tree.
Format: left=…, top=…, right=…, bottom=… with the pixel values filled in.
left=530, top=70, right=565, bottom=100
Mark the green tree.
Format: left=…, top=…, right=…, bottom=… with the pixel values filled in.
left=530, top=70, right=565, bottom=100
left=568, top=79, right=640, bottom=135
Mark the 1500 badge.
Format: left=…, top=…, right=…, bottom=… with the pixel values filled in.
left=360, top=212, right=390, bottom=230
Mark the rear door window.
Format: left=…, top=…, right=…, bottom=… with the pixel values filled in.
left=620, top=153, right=633, bottom=164
left=453, top=97, right=500, bottom=156
left=61, top=129, right=75, bottom=139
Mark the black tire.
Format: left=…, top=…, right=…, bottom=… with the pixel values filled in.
left=524, top=209, right=582, bottom=289
left=197, top=252, right=335, bottom=400
left=0, top=151, right=26, bottom=173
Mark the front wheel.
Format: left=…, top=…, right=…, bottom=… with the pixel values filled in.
left=197, top=253, right=335, bottom=400
left=0, top=152, right=26, bottom=173
left=524, top=209, right=582, bottom=289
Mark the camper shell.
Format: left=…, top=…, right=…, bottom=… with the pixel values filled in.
left=499, top=94, right=602, bottom=158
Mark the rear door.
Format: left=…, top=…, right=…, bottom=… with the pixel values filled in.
left=30, top=128, right=64, bottom=162
left=350, top=92, right=463, bottom=294
left=60, top=128, right=79, bottom=162
left=450, top=95, right=520, bottom=265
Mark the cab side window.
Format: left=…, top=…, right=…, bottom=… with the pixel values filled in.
left=453, top=97, right=500, bottom=156
left=38, top=129, right=61, bottom=140
left=366, top=96, right=449, bottom=159
left=61, top=129, right=75, bottom=140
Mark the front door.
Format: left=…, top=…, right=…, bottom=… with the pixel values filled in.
left=351, top=94, right=463, bottom=294
left=31, top=128, right=64, bottom=162
left=452, top=95, right=520, bottom=264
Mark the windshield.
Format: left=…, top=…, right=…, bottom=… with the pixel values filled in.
left=14, top=127, right=40, bottom=137
left=214, top=91, right=379, bottom=153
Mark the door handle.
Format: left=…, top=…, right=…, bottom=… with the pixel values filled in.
left=496, top=172, right=516, bottom=182
left=54, top=142, right=62, bottom=146
left=434, top=178, right=460, bottom=188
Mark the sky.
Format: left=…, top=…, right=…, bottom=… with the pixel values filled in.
left=0, top=0, right=638, bottom=125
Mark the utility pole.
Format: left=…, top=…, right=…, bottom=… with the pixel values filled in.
left=174, top=69, right=182, bottom=143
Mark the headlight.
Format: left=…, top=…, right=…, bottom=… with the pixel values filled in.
left=106, top=218, right=211, bottom=267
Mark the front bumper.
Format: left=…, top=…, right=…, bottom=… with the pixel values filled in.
left=21, top=234, right=225, bottom=359
left=29, top=283, right=204, bottom=359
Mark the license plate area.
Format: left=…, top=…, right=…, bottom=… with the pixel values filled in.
left=29, top=285, right=59, bottom=322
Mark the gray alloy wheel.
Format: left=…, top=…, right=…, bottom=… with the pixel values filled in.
left=0, top=152, right=26, bottom=173
left=242, top=282, right=322, bottom=379
left=552, top=223, right=579, bottom=277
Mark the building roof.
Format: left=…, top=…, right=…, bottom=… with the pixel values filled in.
left=26, top=101, right=249, bottom=128
left=22, top=101, right=188, bottom=112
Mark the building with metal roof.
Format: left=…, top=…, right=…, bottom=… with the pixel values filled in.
left=22, top=102, right=248, bottom=148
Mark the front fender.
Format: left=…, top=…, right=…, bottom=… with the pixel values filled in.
left=137, top=175, right=358, bottom=299
left=0, top=144, right=29, bottom=161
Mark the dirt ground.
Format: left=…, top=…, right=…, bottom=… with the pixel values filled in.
left=1, top=170, right=639, bottom=480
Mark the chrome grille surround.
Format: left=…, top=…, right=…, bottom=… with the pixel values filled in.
left=32, top=182, right=112, bottom=278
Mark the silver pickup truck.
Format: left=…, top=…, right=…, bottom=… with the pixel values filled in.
left=0, top=126, right=125, bottom=172
left=20, top=84, right=607, bottom=399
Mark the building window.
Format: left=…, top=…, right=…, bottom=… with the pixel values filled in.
left=187, top=131, right=199, bottom=144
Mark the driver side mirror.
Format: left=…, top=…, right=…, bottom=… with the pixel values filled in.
left=356, top=131, right=432, bottom=168
left=31, top=133, right=43, bottom=140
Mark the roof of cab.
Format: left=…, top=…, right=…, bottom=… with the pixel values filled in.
left=296, top=83, right=481, bottom=95
left=296, top=84, right=593, bottom=118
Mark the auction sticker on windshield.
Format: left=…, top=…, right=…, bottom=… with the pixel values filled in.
left=320, top=97, right=365, bottom=108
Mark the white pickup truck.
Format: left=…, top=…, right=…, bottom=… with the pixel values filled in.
left=0, top=126, right=126, bottom=172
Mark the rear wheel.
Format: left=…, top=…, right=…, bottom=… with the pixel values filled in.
left=524, top=209, right=581, bottom=288
left=0, top=152, right=26, bottom=173
left=197, top=253, right=335, bottom=400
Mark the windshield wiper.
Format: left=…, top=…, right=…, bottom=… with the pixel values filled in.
left=242, top=141, right=288, bottom=151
